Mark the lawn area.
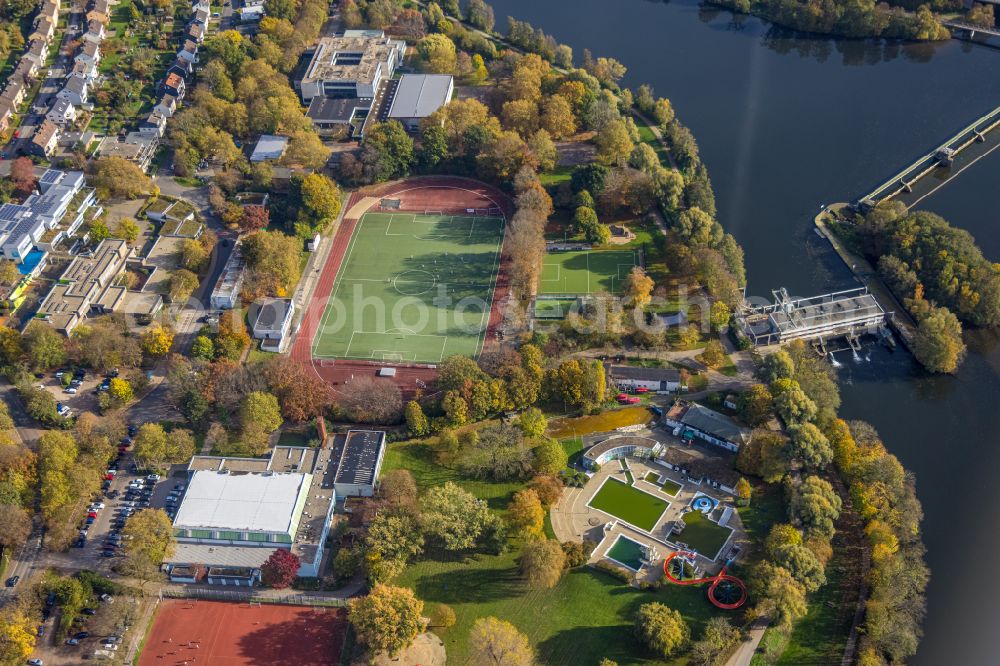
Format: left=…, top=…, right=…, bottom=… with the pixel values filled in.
left=395, top=548, right=729, bottom=666
left=538, top=248, right=639, bottom=296
left=560, top=436, right=585, bottom=466
left=381, top=439, right=523, bottom=510
left=549, top=406, right=652, bottom=439
left=588, top=478, right=669, bottom=532
left=539, top=165, right=573, bottom=187
left=678, top=511, right=733, bottom=560
left=643, top=472, right=682, bottom=496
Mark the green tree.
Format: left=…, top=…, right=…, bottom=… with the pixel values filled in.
left=751, top=562, right=807, bottom=629
left=689, top=617, right=741, bottom=665
left=518, top=538, right=565, bottom=588
left=404, top=400, right=429, bottom=436
left=121, top=509, right=176, bottom=587
left=788, top=475, right=842, bottom=538
left=169, top=268, right=200, bottom=303
left=349, top=584, right=424, bottom=658
left=442, top=390, right=468, bottom=426
left=297, top=172, right=342, bottom=233
left=771, top=378, right=817, bottom=425
left=191, top=335, right=215, bottom=360
left=788, top=422, right=833, bottom=469
left=23, top=322, right=67, bottom=370
left=761, top=349, right=795, bottom=382
left=115, top=218, right=141, bottom=244
left=518, top=407, right=547, bottom=438
left=634, top=602, right=690, bottom=659
left=469, top=617, right=534, bottom=666
left=595, top=119, right=634, bottom=166
left=913, top=307, right=966, bottom=374
left=735, top=477, right=752, bottom=506
left=421, top=481, right=496, bottom=551
left=108, top=377, right=134, bottom=405
left=360, top=121, right=415, bottom=183
left=417, top=33, right=457, bottom=73
left=532, top=438, right=567, bottom=476
left=699, top=339, right=727, bottom=368
left=240, top=391, right=283, bottom=433
left=140, top=324, right=175, bottom=356
left=738, top=384, right=773, bottom=426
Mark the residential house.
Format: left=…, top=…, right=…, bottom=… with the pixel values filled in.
left=1, top=78, right=27, bottom=109
left=46, top=98, right=77, bottom=126
left=167, top=58, right=194, bottom=80
left=210, top=239, right=245, bottom=309
left=192, top=7, right=210, bottom=25
left=240, top=5, right=264, bottom=21
left=187, top=22, right=204, bottom=44
left=75, top=41, right=100, bottom=67
left=82, top=19, right=105, bottom=44
left=96, top=133, right=158, bottom=172
left=87, top=0, right=110, bottom=24
left=13, top=58, right=38, bottom=84
left=0, top=99, right=14, bottom=134
left=138, top=111, right=167, bottom=138
left=39, top=0, right=59, bottom=24
left=29, top=120, right=60, bottom=157
left=177, top=39, right=198, bottom=64
left=161, top=72, right=186, bottom=100
left=30, top=16, right=55, bottom=43
left=153, top=94, right=177, bottom=118
left=25, top=39, right=49, bottom=69
left=71, top=59, right=98, bottom=84
left=58, top=76, right=89, bottom=107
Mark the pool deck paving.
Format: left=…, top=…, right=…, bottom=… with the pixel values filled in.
left=552, top=451, right=746, bottom=577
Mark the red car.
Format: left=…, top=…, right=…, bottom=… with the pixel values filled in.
left=635, top=387, right=650, bottom=393
left=87, top=512, right=97, bottom=519
left=616, top=393, right=628, bottom=401
left=104, top=473, right=114, bottom=480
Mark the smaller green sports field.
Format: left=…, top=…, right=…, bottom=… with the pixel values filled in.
left=538, top=249, right=638, bottom=296
left=588, top=478, right=669, bottom=532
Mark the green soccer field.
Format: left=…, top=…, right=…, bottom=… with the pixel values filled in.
left=538, top=249, right=638, bottom=296
left=312, top=212, right=505, bottom=363
left=588, top=478, right=669, bottom=532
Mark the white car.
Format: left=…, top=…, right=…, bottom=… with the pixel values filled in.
left=63, top=387, right=77, bottom=394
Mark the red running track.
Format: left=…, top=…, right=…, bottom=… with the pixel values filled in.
left=662, top=550, right=747, bottom=610
left=290, top=177, right=514, bottom=398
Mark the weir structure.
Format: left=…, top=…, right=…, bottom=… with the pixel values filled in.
left=853, top=104, right=1000, bottom=213
left=734, top=287, right=887, bottom=348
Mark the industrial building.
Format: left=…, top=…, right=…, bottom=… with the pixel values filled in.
left=735, top=287, right=887, bottom=347
left=210, top=238, right=246, bottom=309
left=606, top=364, right=682, bottom=393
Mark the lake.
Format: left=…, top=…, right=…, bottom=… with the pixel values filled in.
left=486, top=0, right=1000, bottom=662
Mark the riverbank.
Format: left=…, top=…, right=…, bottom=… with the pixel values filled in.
left=813, top=205, right=918, bottom=351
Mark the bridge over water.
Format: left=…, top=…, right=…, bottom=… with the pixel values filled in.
left=945, top=19, right=1000, bottom=39
left=853, top=104, right=1000, bottom=212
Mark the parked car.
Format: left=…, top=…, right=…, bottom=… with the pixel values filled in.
left=82, top=608, right=97, bottom=616
left=147, top=474, right=160, bottom=482
left=74, top=631, right=90, bottom=639
left=4, top=575, right=18, bottom=587
left=66, top=638, right=80, bottom=645
left=100, top=594, right=113, bottom=602
left=63, top=387, right=78, bottom=394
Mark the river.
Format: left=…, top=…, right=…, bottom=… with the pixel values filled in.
left=486, top=0, right=1000, bottom=662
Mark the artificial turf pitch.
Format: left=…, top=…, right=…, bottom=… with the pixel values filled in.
left=538, top=249, right=638, bottom=296
left=312, top=212, right=504, bottom=363
left=588, top=477, right=669, bottom=532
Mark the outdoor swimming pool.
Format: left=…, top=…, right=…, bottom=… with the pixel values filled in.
left=605, top=535, right=647, bottom=571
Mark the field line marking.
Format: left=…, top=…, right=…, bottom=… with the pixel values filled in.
left=344, top=330, right=358, bottom=358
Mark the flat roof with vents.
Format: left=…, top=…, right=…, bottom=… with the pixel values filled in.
left=331, top=430, right=386, bottom=493
left=173, top=469, right=309, bottom=535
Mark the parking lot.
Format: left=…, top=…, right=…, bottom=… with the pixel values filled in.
left=35, top=368, right=106, bottom=419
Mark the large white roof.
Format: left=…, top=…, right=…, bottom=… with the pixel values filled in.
left=173, top=470, right=309, bottom=534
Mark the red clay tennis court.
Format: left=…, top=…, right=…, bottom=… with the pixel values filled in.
left=139, top=600, right=346, bottom=666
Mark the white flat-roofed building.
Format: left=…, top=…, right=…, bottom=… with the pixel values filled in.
left=249, top=134, right=288, bottom=162
left=165, top=446, right=339, bottom=581
left=209, top=238, right=245, bottom=309
left=173, top=470, right=310, bottom=538
left=386, top=74, right=454, bottom=131
left=328, top=429, right=386, bottom=498
left=250, top=297, right=294, bottom=351
left=299, top=31, right=405, bottom=103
